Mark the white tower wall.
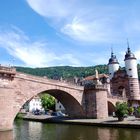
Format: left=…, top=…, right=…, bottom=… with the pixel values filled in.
left=108, top=63, right=119, bottom=79
left=124, top=46, right=140, bottom=100
left=125, top=59, right=138, bottom=78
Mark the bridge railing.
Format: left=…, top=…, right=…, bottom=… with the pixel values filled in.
left=107, top=94, right=128, bottom=101
left=0, top=65, right=16, bottom=74
left=16, top=72, right=84, bottom=90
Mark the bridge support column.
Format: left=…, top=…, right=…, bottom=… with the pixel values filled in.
left=84, top=85, right=108, bottom=119
left=0, top=120, right=13, bottom=131
left=0, top=88, right=15, bottom=131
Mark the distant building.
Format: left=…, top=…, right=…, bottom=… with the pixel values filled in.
left=80, top=73, right=109, bottom=85
left=28, top=95, right=43, bottom=112
left=80, top=46, right=140, bottom=109
left=108, top=46, right=140, bottom=106
left=55, top=99, right=65, bottom=113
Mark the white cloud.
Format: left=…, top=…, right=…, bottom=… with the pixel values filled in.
left=61, top=16, right=118, bottom=43
left=26, top=0, right=76, bottom=19
left=26, top=0, right=130, bottom=43
left=0, top=26, right=82, bottom=67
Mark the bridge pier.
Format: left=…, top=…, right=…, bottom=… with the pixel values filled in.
left=0, top=88, right=16, bottom=131
left=0, top=120, right=13, bottom=131
left=84, top=84, right=108, bottom=119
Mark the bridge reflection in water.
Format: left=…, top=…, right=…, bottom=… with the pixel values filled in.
left=7, top=119, right=139, bottom=140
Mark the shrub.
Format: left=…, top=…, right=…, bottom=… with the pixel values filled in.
left=128, top=106, right=134, bottom=115
left=137, top=107, right=140, bottom=114
left=115, top=102, right=128, bottom=121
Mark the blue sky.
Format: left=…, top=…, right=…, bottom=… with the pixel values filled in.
left=0, top=0, right=140, bottom=67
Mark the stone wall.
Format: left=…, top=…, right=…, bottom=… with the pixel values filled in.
left=84, top=85, right=108, bottom=119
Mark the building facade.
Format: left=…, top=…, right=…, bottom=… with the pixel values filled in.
left=108, top=47, right=140, bottom=107
left=28, top=96, right=43, bottom=112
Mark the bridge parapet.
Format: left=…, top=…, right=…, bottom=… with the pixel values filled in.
left=84, top=83, right=107, bottom=90
left=0, top=66, right=16, bottom=80
left=15, top=72, right=84, bottom=91
left=0, top=65, right=16, bottom=73
left=107, top=94, right=128, bottom=101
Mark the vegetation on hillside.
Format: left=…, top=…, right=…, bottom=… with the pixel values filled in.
left=15, top=64, right=140, bottom=79
left=16, top=65, right=108, bottom=79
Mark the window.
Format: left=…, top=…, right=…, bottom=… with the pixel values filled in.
left=129, top=68, right=132, bottom=71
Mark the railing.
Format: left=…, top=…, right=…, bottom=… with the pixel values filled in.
left=0, top=65, right=16, bottom=74
left=16, top=72, right=84, bottom=90
left=107, top=94, right=128, bottom=101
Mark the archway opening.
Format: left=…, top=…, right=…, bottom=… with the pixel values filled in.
left=16, top=89, right=85, bottom=120
left=40, top=89, right=85, bottom=118
left=108, top=101, right=115, bottom=116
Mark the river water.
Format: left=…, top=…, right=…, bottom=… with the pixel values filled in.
left=0, top=119, right=140, bottom=140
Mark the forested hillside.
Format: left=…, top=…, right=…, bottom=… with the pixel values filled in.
left=16, top=64, right=140, bottom=80
left=16, top=65, right=108, bottom=79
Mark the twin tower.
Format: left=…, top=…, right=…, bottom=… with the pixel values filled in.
left=108, top=47, right=140, bottom=102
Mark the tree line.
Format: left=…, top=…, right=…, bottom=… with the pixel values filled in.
left=15, top=64, right=140, bottom=80
left=15, top=65, right=108, bottom=79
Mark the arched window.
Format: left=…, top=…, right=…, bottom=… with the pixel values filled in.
left=118, top=86, right=126, bottom=97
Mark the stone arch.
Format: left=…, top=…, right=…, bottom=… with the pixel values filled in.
left=0, top=74, right=85, bottom=131
left=16, top=88, right=85, bottom=118
left=108, top=101, right=115, bottom=116
left=39, top=89, right=85, bottom=117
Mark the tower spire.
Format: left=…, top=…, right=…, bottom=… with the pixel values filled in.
left=111, top=47, right=113, bottom=57
left=127, top=39, right=131, bottom=53
left=124, top=40, right=136, bottom=60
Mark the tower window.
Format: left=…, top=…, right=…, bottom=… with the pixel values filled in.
left=129, top=76, right=132, bottom=78
left=129, top=68, right=132, bottom=71
left=131, top=90, right=133, bottom=92
left=110, top=73, right=111, bottom=75
left=130, top=84, right=133, bottom=86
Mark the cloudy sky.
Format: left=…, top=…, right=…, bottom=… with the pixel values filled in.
left=0, top=0, right=140, bottom=67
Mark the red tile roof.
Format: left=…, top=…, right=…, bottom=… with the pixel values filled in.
left=83, top=74, right=109, bottom=81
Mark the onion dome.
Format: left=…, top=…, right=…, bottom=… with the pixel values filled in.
left=108, top=52, right=119, bottom=64
left=124, top=47, right=136, bottom=61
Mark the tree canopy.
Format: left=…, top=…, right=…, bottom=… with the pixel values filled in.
left=40, top=94, right=55, bottom=111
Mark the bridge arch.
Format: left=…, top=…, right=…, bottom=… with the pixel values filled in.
left=47, top=89, right=84, bottom=117
left=0, top=73, right=86, bottom=131
left=38, top=89, right=85, bottom=117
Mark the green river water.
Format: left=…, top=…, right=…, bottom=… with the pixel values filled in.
left=0, top=119, right=140, bottom=140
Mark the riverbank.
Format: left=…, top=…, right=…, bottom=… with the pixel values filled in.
left=20, top=113, right=140, bottom=129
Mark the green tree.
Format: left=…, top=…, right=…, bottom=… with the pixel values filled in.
left=115, top=102, right=128, bottom=121
left=41, top=94, right=55, bottom=111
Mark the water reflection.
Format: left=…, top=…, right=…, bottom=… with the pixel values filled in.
left=0, top=130, right=13, bottom=140
left=4, top=119, right=140, bottom=140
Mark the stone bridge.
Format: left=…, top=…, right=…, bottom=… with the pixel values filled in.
left=0, top=66, right=126, bottom=131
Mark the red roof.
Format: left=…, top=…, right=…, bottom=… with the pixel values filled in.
left=83, top=74, right=109, bottom=81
